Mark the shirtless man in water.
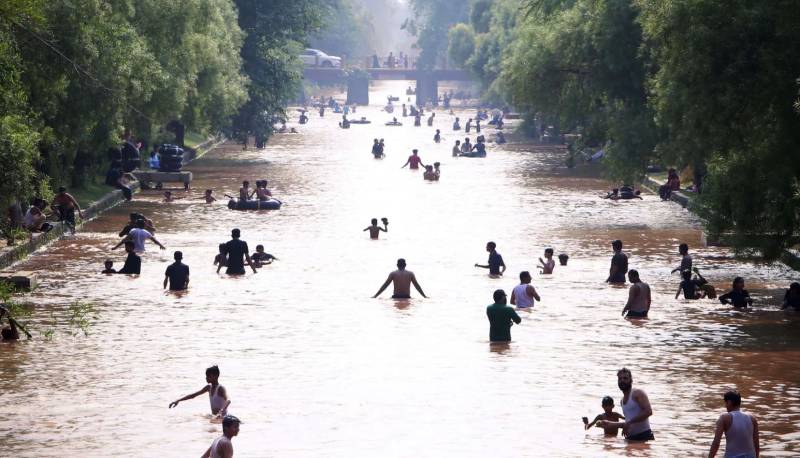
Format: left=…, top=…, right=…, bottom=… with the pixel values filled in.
left=363, top=218, right=388, bottom=239
left=51, top=186, right=83, bottom=233
left=373, top=258, right=427, bottom=299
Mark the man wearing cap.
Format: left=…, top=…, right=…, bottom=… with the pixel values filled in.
left=202, top=415, right=240, bottom=458
left=223, top=229, right=257, bottom=275
left=486, top=289, right=521, bottom=342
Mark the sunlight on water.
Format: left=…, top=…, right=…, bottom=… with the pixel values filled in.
left=1, top=81, right=799, bottom=457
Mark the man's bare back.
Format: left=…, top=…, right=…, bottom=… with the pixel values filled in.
left=373, top=259, right=427, bottom=299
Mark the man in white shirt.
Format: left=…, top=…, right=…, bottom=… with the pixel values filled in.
left=113, top=219, right=165, bottom=253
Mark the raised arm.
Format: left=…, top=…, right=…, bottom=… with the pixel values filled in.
left=112, top=234, right=133, bottom=250
left=373, top=274, right=393, bottom=298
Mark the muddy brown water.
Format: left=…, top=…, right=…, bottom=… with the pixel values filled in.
left=1, top=81, right=799, bottom=457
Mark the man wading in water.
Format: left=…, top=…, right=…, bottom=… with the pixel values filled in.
left=607, top=239, right=628, bottom=284
left=202, top=415, right=241, bottom=458
left=708, top=390, right=759, bottom=458
left=621, top=270, right=651, bottom=319
left=223, top=229, right=257, bottom=275
left=51, top=186, right=83, bottom=234
left=597, top=368, right=654, bottom=442
left=164, top=251, right=190, bottom=291
left=373, top=258, right=427, bottom=299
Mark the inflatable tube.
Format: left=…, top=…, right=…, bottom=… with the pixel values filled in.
left=227, top=199, right=282, bottom=210
left=388, top=96, right=399, bottom=102
left=460, top=152, right=487, bottom=158
left=350, top=119, right=371, bottom=124
left=384, top=105, right=394, bottom=113
left=385, top=121, right=403, bottom=126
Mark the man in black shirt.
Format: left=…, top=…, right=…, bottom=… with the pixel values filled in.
left=607, top=239, right=628, bottom=284
left=164, top=251, right=190, bottom=291
left=223, top=229, right=257, bottom=275
left=117, top=241, right=141, bottom=274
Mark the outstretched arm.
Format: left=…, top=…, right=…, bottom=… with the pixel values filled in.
left=169, top=385, right=209, bottom=408
left=112, top=235, right=132, bottom=250
left=150, top=236, right=166, bottom=250
left=373, top=274, right=393, bottom=298
left=401, top=159, right=410, bottom=168
left=675, top=285, right=682, bottom=299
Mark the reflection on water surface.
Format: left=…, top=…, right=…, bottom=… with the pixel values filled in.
left=1, top=82, right=799, bottom=457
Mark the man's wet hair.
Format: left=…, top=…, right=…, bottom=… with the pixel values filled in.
left=545, top=248, right=554, bottom=255
left=602, top=396, right=614, bottom=406
left=617, top=367, right=632, bottom=378
left=206, top=365, right=220, bottom=377
left=493, top=289, right=506, bottom=302
left=732, top=276, right=744, bottom=288
left=174, top=251, right=183, bottom=260
left=723, top=390, right=742, bottom=406
left=232, top=228, right=241, bottom=238
left=136, top=219, right=145, bottom=228
left=487, top=241, right=496, bottom=250
left=371, top=218, right=377, bottom=225
left=519, top=271, right=530, bottom=281
left=612, top=240, right=623, bottom=250
left=256, top=245, right=264, bottom=250
left=679, top=243, right=688, bottom=253
left=628, top=269, right=640, bottom=281
left=397, top=258, right=406, bottom=267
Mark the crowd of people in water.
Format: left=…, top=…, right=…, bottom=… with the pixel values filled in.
left=3, top=97, right=793, bottom=457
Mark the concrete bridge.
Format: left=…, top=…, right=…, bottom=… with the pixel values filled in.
left=303, top=67, right=472, bottom=106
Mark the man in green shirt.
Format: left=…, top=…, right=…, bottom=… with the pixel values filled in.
left=486, top=289, right=522, bottom=342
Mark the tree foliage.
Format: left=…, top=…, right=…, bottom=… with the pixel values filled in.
left=447, top=23, right=476, bottom=68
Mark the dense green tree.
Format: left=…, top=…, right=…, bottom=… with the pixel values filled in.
left=410, top=0, right=468, bottom=70
left=503, top=0, right=657, bottom=180
left=232, top=0, right=325, bottom=145
left=638, top=0, right=800, bottom=259
left=447, top=23, right=476, bottom=68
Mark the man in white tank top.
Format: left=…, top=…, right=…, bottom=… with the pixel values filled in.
left=708, top=390, right=759, bottom=458
left=202, top=415, right=240, bottom=458
left=510, top=271, right=541, bottom=309
left=598, top=368, right=654, bottom=441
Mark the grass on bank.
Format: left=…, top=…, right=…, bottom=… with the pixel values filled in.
left=71, top=179, right=113, bottom=208
left=183, top=132, right=206, bottom=149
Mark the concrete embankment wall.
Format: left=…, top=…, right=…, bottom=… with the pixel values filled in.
left=0, top=136, right=224, bottom=271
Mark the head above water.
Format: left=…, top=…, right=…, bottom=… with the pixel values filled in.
left=617, top=367, right=633, bottom=391
left=222, top=415, right=241, bottom=437
left=256, top=244, right=264, bottom=252
left=174, top=251, right=183, bottom=261
left=231, top=228, right=241, bottom=239
left=371, top=218, right=378, bottom=225
left=486, top=241, right=496, bottom=251
left=218, top=243, right=226, bottom=253
left=544, top=248, right=554, bottom=256
left=104, top=259, right=113, bottom=268
left=723, top=390, right=742, bottom=410
left=412, top=149, right=418, bottom=155
left=628, top=269, right=640, bottom=283
left=732, top=276, right=744, bottom=290
left=493, top=289, right=507, bottom=304
left=455, top=140, right=460, bottom=145
left=519, top=271, right=531, bottom=283
left=611, top=240, right=623, bottom=251
left=602, top=396, right=614, bottom=407
left=396, top=258, right=406, bottom=270
left=679, top=243, right=688, bottom=254
left=205, top=364, right=220, bottom=382
left=136, top=219, right=145, bottom=229
left=242, top=180, right=249, bottom=187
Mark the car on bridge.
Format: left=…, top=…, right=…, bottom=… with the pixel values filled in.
left=300, top=49, right=341, bottom=68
